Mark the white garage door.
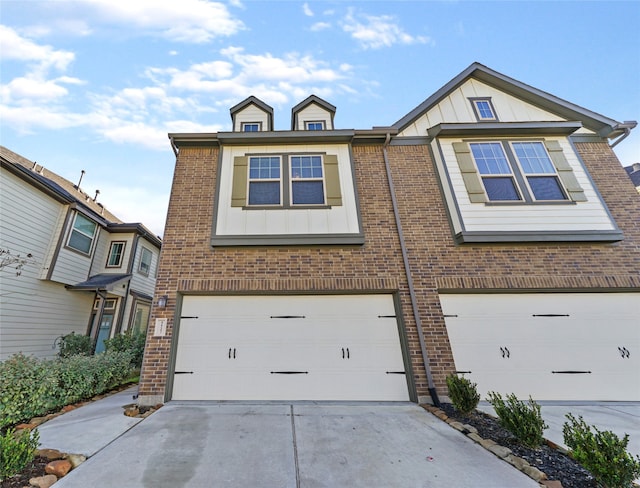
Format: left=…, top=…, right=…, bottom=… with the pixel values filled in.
left=440, top=293, right=640, bottom=401
left=172, top=294, right=410, bottom=401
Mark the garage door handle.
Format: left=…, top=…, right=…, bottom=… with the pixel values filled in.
left=228, top=348, right=236, bottom=359
left=342, top=347, right=350, bottom=359
left=500, top=347, right=510, bottom=358
left=552, top=371, right=592, bottom=374
left=386, top=371, right=405, bottom=374
left=270, top=371, right=309, bottom=374
left=618, top=347, right=630, bottom=358
left=175, top=371, right=194, bottom=374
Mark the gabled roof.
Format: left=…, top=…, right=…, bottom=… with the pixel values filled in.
left=393, top=62, right=633, bottom=140
left=291, top=95, right=336, bottom=130
left=229, top=95, right=274, bottom=129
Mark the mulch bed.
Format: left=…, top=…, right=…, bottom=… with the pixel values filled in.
left=440, top=403, right=597, bottom=488
left=1, top=456, right=50, bottom=488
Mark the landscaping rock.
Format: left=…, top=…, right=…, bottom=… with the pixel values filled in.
left=16, top=422, right=38, bottom=430
left=448, top=420, right=465, bottom=432
left=45, top=459, right=72, bottom=477
left=66, top=453, right=87, bottom=468
left=540, top=481, right=563, bottom=488
left=487, top=444, right=512, bottom=459
left=124, top=406, right=140, bottom=417
left=29, top=474, right=58, bottom=488
left=523, top=464, right=548, bottom=482
left=467, top=432, right=483, bottom=443
left=36, top=448, right=65, bottom=461
left=462, top=423, right=477, bottom=434
left=505, top=454, right=530, bottom=470
left=479, top=438, right=497, bottom=449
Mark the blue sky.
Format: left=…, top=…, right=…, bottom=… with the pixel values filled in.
left=2, top=0, right=639, bottom=236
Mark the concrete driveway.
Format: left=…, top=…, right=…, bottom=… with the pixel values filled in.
left=52, top=402, right=539, bottom=488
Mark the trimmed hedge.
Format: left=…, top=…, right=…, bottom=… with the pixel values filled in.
left=0, top=351, right=134, bottom=429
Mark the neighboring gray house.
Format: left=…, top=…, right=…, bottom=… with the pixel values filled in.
left=0, top=146, right=161, bottom=360
left=625, top=163, right=640, bottom=192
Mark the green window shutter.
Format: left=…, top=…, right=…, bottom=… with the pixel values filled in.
left=231, top=156, right=248, bottom=207
left=324, top=154, right=342, bottom=206
left=544, top=140, right=587, bottom=202
left=452, top=142, right=487, bottom=203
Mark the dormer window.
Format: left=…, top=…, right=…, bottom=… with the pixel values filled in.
left=470, top=98, right=498, bottom=121
left=306, top=121, right=325, bottom=131
left=242, top=122, right=260, bottom=132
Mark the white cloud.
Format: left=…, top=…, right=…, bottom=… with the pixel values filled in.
left=83, top=0, right=244, bottom=43
left=311, top=22, right=331, bottom=32
left=0, top=25, right=75, bottom=72
left=342, top=10, right=431, bottom=49
left=303, top=3, right=314, bottom=17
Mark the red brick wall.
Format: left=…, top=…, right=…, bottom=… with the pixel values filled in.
left=138, top=141, right=639, bottom=403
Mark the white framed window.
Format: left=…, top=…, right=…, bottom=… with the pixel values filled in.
left=470, top=141, right=568, bottom=202
left=106, top=241, right=126, bottom=268
left=290, top=155, right=325, bottom=205
left=305, top=121, right=325, bottom=131
left=67, top=213, right=98, bottom=255
left=138, top=247, right=153, bottom=276
left=242, top=122, right=260, bottom=132
left=470, top=98, right=498, bottom=121
left=248, top=156, right=282, bottom=205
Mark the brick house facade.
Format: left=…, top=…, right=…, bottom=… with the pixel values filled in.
left=138, top=63, right=639, bottom=406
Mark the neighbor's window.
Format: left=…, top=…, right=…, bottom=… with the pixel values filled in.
left=248, top=156, right=281, bottom=205
left=470, top=98, right=498, bottom=121
left=106, top=241, right=126, bottom=267
left=470, top=141, right=568, bottom=202
left=67, top=213, right=98, bottom=255
left=305, top=121, right=325, bottom=131
left=138, top=247, right=153, bottom=276
left=290, top=155, right=325, bottom=205
left=242, top=123, right=260, bottom=132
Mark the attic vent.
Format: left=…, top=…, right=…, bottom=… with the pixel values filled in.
left=75, top=170, right=85, bottom=191
left=31, top=161, right=38, bottom=170
left=93, top=189, right=100, bottom=202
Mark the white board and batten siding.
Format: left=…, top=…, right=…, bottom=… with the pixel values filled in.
left=437, top=137, right=618, bottom=235
left=295, top=104, right=333, bottom=130
left=440, top=293, right=640, bottom=401
left=397, top=79, right=595, bottom=137
left=172, top=294, right=410, bottom=401
left=233, top=105, right=271, bottom=132
left=0, top=169, right=93, bottom=360
left=216, top=143, right=361, bottom=238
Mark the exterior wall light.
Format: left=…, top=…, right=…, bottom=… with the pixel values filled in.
left=157, top=295, right=168, bottom=308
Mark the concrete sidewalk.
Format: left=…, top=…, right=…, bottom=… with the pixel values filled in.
left=46, top=401, right=539, bottom=488
left=37, top=386, right=142, bottom=457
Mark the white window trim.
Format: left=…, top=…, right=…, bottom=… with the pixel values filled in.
left=469, top=98, right=498, bottom=122
left=247, top=156, right=283, bottom=207
left=305, top=121, right=325, bottom=131
left=241, top=122, right=261, bottom=132
left=106, top=241, right=126, bottom=268
left=66, top=212, right=98, bottom=256
left=289, top=155, right=326, bottom=206
left=470, top=140, right=569, bottom=203
left=138, top=247, right=153, bottom=276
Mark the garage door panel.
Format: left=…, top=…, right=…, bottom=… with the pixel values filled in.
left=441, top=293, right=639, bottom=401
left=173, top=294, right=410, bottom=401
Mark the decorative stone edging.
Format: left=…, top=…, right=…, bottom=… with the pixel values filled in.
left=421, top=405, right=561, bottom=488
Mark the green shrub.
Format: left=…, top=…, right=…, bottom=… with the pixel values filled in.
left=0, top=352, right=134, bottom=429
left=0, top=428, right=39, bottom=480
left=563, top=413, right=640, bottom=488
left=0, top=354, right=58, bottom=428
left=486, top=392, right=548, bottom=449
left=446, top=373, right=480, bottom=414
left=104, top=331, right=145, bottom=368
left=57, top=332, right=92, bottom=358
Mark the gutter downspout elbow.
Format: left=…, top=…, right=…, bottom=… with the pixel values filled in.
left=610, top=121, right=637, bottom=149
left=169, top=136, right=179, bottom=157
left=382, top=133, right=441, bottom=407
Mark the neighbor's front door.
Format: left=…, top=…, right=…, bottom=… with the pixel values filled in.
left=95, top=313, right=114, bottom=354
